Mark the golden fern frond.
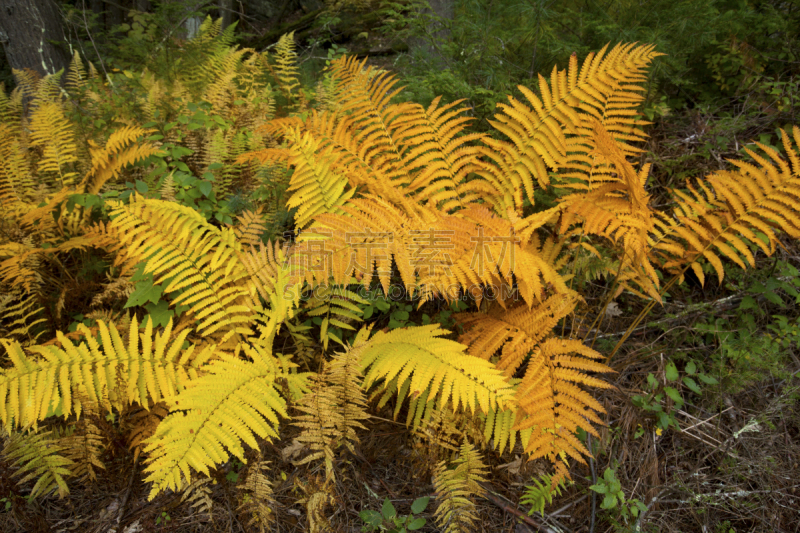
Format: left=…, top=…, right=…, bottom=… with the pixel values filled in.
left=81, top=126, right=161, bottom=196
left=516, top=337, right=612, bottom=464
left=108, top=196, right=255, bottom=343
left=474, top=43, right=661, bottom=214
left=275, top=32, right=300, bottom=102
left=3, top=426, right=73, bottom=499
left=234, top=207, right=268, bottom=247
left=395, top=96, right=491, bottom=210
left=142, top=344, right=298, bottom=499
left=292, top=372, right=338, bottom=478
left=556, top=122, right=660, bottom=299
left=0, top=123, right=36, bottom=205
left=0, top=288, right=47, bottom=343
left=293, top=340, right=369, bottom=480
left=455, top=293, right=578, bottom=377
left=0, top=316, right=213, bottom=429
left=356, top=325, right=515, bottom=418
left=28, top=100, right=79, bottom=188
left=655, top=127, right=800, bottom=285
left=237, top=455, right=275, bottom=532
left=432, top=442, right=487, bottom=533
left=281, top=127, right=356, bottom=229
left=325, top=57, right=416, bottom=186
left=0, top=241, right=44, bottom=295
left=180, top=477, right=214, bottom=521
left=57, top=416, right=106, bottom=483
left=454, top=294, right=613, bottom=464
left=65, top=51, right=88, bottom=91
left=303, top=199, right=567, bottom=306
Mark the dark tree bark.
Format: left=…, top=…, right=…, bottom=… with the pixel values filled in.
left=0, top=0, right=71, bottom=77
left=219, top=0, right=234, bottom=28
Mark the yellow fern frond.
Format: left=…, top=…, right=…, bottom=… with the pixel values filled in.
left=81, top=126, right=161, bottom=195
left=142, top=341, right=299, bottom=499
left=432, top=442, right=487, bottom=533
left=282, top=127, right=356, bottom=229
left=108, top=196, right=255, bottom=343
left=28, top=100, right=79, bottom=187
left=275, top=32, right=301, bottom=103
left=356, top=325, right=515, bottom=418
left=0, top=316, right=213, bottom=429
left=655, top=127, right=800, bottom=285
left=0, top=123, right=36, bottom=205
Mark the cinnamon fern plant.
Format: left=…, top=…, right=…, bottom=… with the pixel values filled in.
left=2, top=33, right=800, bottom=530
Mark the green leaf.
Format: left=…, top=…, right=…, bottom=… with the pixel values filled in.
left=408, top=517, right=425, bottom=530
left=682, top=376, right=702, bottom=395
left=602, top=494, right=617, bottom=509
left=382, top=498, right=396, bottom=520
left=135, top=180, right=149, bottom=194
left=685, top=361, right=697, bottom=375
left=359, top=509, right=382, bottom=528
left=589, top=484, right=607, bottom=494
left=697, top=373, right=719, bottom=385
left=665, top=362, right=679, bottom=382
left=664, top=386, right=683, bottom=406
left=125, top=282, right=163, bottom=308
left=145, top=300, right=174, bottom=328
left=410, top=496, right=429, bottom=514
left=198, top=180, right=213, bottom=197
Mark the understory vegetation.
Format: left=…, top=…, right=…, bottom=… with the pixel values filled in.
left=0, top=2, right=799, bottom=533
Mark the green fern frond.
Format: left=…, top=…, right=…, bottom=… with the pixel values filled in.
left=3, top=426, right=73, bottom=499
left=303, top=284, right=366, bottom=350
left=520, top=473, right=568, bottom=516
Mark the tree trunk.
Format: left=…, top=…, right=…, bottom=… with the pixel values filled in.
left=219, top=0, right=234, bottom=29
left=0, top=0, right=71, bottom=77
